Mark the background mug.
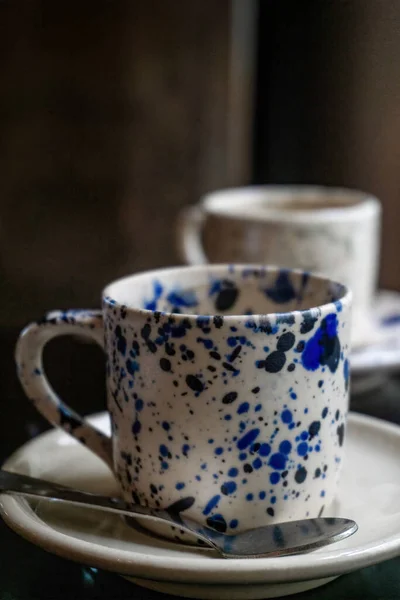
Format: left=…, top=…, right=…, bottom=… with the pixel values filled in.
left=16, top=264, right=351, bottom=540
left=178, top=186, right=380, bottom=347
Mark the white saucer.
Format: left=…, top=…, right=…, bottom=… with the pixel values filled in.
left=351, top=290, right=400, bottom=379
left=1, top=412, right=400, bottom=599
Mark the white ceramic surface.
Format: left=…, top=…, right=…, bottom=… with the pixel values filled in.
left=1, top=412, right=400, bottom=599
left=16, top=265, right=351, bottom=539
left=178, top=186, right=381, bottom=348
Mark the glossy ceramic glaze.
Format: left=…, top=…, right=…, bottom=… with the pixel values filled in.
left=1, top=412, right=400, bottom=599
left=16, top=265, right=351, bottom=539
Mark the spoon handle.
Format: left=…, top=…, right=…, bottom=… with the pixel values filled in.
left=0, top=469, right=358, bottom=558
left=0, top=470, right=174, bottom=524
left=0, top=469, right=221, bottom=551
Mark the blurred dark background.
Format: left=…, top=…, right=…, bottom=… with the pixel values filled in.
left=0, top=0, right=400, bottom=457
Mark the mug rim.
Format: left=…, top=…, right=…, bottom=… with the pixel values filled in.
left=103, top=264, right=352, bottom=322
left=200, top=185, right=380, bottom=224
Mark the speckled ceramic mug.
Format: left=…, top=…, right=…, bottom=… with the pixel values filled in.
left=178, top=186, right=380, bottom=347
left=16, top=265, right=351, bottom=540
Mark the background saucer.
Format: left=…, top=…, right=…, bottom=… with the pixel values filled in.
left=351, top=290, right=400, bottom=377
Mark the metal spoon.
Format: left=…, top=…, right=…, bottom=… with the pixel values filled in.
left=0, top=469, right=357, bottom=559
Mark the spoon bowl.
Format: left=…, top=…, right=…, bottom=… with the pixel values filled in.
left=0, top=469, right=357, bottom=559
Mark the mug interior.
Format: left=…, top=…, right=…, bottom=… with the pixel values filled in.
left=104, top=265, right=348, bottom=317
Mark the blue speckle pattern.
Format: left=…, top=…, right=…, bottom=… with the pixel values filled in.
left=381, top=313, right=400, bottom=326
left=102, top=265, right=351, bottom=536
left=15, top=265, right=351, bottom=541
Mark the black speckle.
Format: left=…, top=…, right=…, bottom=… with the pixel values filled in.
left=265, top=271, right=297, bottom=304
left=121, top=451, right=133, bottom=465
left=165, top=342, right=176, bottom=356
left=287, top=363, right=296, bottom=372
left=265, top=351, right=286, bottom=373
left=220, top=482, right=236, bottom=496
left=223, top=362, right=238, bottom=372
left=243, top=463, right=253, bottom=473
left=115, top=326, right=127, bottom=356
left=141, top=323, right=151, bottom=339
left=295, top=466, right=307, bottom=484
left=160, top=358, right=171, bottom=372
left=277, top=313, right=295, bottom=326
left=247, top=316, right=276, bottom=334
left=318, top=504, right=325, bottom=518
left=186, top=374, right=204, bottom=392
left=197, top=538, right=207, bottom=546
left=126, top=359, right=137, bottom=376
left=314, top=468, right=321, bottom=478
left=210, top=351, right=221, bottom=360
left=308, top=421, right=321, bottom=440
left=206, top=514, right=227, bottom=533
left=229, top=345, right=242, bottom=362
left=335, top=409, right=340, bottom=421
left=222, top=391, right=238, bottom=404
left=337, top=423, right=345, bottom=446
left=300, top=310, right=319, bottom=334
left=322, top=407, right=328, bottom=419
left=267, top=507, right=275, bottom=517
left=215, top=281, right=239, bottom=311
left=146, top=340, right=157, bottom=353
left=277, top=332, right=296, bottom=352
left=251, top=387, right=260, bottom=394
left=150, top=483, right=157, bottom=494
left=167, top=496, right=195, bottom=515
left=213, top=315, right=224, bottom=328
left=296, top=341, right=305, bottom=352
left=132, top=420, right=141, bottom=435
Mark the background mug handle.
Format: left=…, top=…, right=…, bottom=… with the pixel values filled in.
left=177, top=205, right=209, bottom=265
left=15, top=310, right=113, bottom=469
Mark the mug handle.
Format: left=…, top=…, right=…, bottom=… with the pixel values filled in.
left=177, top=205, right=209, bottom=265
left=15, top=310, right=113, bottom=469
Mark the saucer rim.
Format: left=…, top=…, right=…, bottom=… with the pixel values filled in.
left=1, top=411, right=400, bottom=585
